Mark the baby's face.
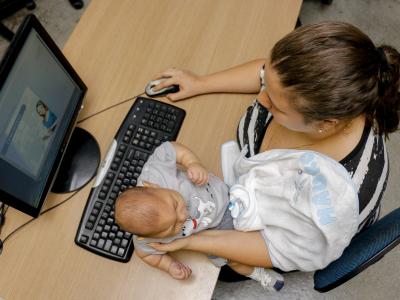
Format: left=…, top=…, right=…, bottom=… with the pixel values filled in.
left=150, top=188, right=188, bottom=238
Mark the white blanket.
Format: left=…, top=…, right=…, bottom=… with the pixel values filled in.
left=224, top=144, right=359, bottom=271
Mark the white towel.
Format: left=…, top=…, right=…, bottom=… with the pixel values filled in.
left=228, top=149, right=359, bottom=271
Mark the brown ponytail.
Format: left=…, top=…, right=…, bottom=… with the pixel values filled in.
left=372, top=45, right=400, bottom=137
left=270, top=22, right=400, bottom=138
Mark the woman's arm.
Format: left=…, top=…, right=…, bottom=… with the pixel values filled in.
left=150, top=229, right=273, bottom=268
left=153, top=59, right=266, bottom=101
left=198, top=59, right=266, bottom=94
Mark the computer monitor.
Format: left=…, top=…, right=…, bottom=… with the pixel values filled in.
left=0, top=14, right=99, bottom=217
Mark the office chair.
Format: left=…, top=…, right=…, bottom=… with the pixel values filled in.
left=0, top=0, right=35, bottom=40
left=314, top=207, right=400, bottom=292
left=68, top=0, right=83, bottom=10
left=296, top=0, right=334, bottom=29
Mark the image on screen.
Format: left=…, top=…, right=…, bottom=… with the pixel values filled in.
left=2, top=87, right=59, bottom=178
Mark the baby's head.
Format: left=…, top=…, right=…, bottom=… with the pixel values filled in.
left=115, top=183, right=188, bottom=238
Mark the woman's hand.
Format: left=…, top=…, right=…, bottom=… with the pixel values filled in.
left=186, top=162, right=209, bottom=185
left=152, top=68, right=203, bottom=101
left=148, top=236, right=191, bottom=252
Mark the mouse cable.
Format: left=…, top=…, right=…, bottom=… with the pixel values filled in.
left=0, top=91, right=146, bottom=249
left=77, top=91, right=145, bottom=124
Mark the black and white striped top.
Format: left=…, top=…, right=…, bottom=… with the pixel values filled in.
left=236, top=67, right=389, bottom=231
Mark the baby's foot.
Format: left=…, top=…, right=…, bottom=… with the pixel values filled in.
left=168, top=260, right=192, bottom=280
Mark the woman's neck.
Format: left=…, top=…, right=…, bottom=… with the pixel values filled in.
left=302, top=114, right=365, bottom=142
left=261, top=114, right=366, bottom=161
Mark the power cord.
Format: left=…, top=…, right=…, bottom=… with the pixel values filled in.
left=0, top=91, right=145, bottom=254
left=0, top=190, right=80, bottom=254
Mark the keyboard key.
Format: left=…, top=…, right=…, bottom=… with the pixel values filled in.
left=85, top=222, right=94, bottom=230
left=117, top=248, right=125, bottom=257
left=121, top=239, right=129, bottom=248
left=79, top=235, right=89, bottom=244
left=104, top=240, right=112, bottom=251
left=97, top=239, right=105, bottom=249
left=127, top=149, right=135, bottom=160
left=111, top=245, right=118, bottom=254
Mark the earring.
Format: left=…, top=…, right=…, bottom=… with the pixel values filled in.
left=318, top=127, right=324, bottom=134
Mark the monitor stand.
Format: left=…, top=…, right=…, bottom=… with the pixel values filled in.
left=51, top=127, right=100, bottom=193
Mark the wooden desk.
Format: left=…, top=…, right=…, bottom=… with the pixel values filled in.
left=0, top=1, right=301, bottom=299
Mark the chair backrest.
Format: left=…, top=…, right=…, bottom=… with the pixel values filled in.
left=313, top=207, right=400, bottom=292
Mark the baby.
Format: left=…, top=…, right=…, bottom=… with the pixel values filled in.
left=115, top=141, right=284, bottom=291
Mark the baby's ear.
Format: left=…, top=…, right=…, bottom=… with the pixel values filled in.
left=142, top=181, right=159, bottom=188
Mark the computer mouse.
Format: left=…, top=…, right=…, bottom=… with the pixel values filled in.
left=145, top=78, right=180, bottom=97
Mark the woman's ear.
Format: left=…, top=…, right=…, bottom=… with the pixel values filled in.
left=323, top=119, right=339, bottom=131
left=142, top=181, right=159, bottom=188
left=316, top=119, right=339, bottom=133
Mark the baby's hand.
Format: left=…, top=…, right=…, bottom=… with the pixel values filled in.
left=187, top=163, right=209, bottom=185
left=168, top=260, right=192, bottom=280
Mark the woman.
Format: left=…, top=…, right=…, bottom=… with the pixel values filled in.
left=148, top=22, right=400, bottom=281
left=36, top=100, right=58, bottom=140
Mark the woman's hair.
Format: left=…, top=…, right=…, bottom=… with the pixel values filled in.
left=36, top=100, right=48, bottom=116
left=270, top=21, right=400, bottom=138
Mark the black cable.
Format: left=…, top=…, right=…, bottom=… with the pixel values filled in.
left=0, top=91, right=145, bottom=248
left=0, top=202, right=6, bottom=226
left=77, top=92, right=145, bottom=124
left=2, top=190, right=80, bottom=245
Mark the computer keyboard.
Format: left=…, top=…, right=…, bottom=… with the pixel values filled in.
left=75, top=97, right=186, bottom=262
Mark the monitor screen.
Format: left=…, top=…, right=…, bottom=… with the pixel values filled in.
left=0, top=15, right=86, bottom=217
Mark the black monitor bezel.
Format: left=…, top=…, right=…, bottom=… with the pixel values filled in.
left=0, top=14, right=87, bottom=217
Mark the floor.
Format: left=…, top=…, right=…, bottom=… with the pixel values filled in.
left=1, top=0, right=399, bottom=299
